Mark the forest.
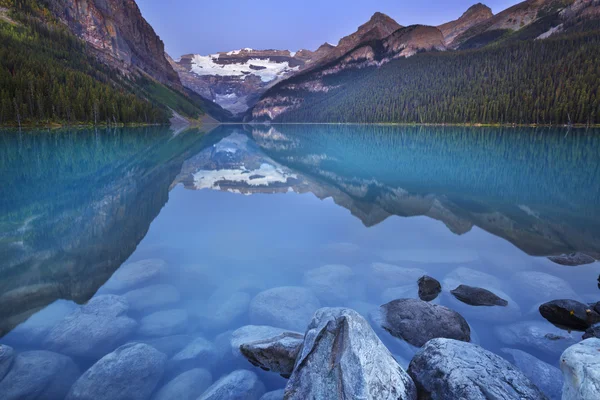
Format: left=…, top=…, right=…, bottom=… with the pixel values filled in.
left=267, top=28, right=600, bottom=125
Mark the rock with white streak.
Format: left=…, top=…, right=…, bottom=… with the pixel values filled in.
left=560, top=338, right=600, bottom=400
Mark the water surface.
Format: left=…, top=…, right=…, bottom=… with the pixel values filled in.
left=1, top=124, right=599, bottom=398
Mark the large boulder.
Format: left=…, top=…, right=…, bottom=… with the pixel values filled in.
left=249, top=287, right=320, bottom=331
left=501, top=348, right=562, bottom=400
left=239, top=332, right=304, bottom=377
left=284, top=308, right=417, bottom=400
left=167, top=337, right=218, bottom=377
left=197, top=370, right=265, bottom=400
left=123, top=284, right=180, bottom=313
left=103, top=259, right=168, bottom=293
left=303, top=264, right=361, bottom=303
left=0, top=344, right=14, bottom=381
left=495, top=321, right=579, bottom=356
left=548, top=253, right=595, bottom=266
left=369, top=263, right=427, bottom=290
left=450, top=285, right=508, bottom=306
left=374, top=299, right=470, bottom=347
left=138, top=309, right=189, bottom=337
left=151, top=368, right=212, bottom=400
left=44, top=295, right=138, bottom=358
left=560, top=338, right=600, bottom=400
left=417, top=276, right=441, bottom=301
left=539, top=299, right=600, bottom=331
left=66, top=343, right=166, bottom=400
left=0, top=350, right=80, bottom=400
left=408, top=339, right=547, bottom=399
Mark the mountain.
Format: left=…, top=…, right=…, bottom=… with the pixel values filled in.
left=437, top=3, right=494, bottom=46
left=170, top=48, right=316, bottom=115
left=250, top=0, right=600, bottom=125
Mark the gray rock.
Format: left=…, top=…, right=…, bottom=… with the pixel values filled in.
left=151, top=368, right=212, bottom=400
left=450, top=285, right=508, bottom=306
left=513, top=271, right=580, bottom=303
left=260, top=389, right=284, bottom=400
left=167, top=337, right=217, bottom=377
left=249, top=287, right=320, bottom=331
left=583, top=323, right=600, bottom=339
left=0, top=344, right=14, bottom=381
left=0, top=350, right=80, bottom=400
left=417, top=276, right=441, bottom=301
left=495, top=321, right=579, bottom=356
left=197, top=369, right=265, bottom=400
left=375, top=299, right=470, bottom=347
left=138, top=309, right=188, bottom=337
left=230, top=325, right=293, bottom=358
left=408, top=339, right=547, bottom=400
left=195, top=290, right=250, bottom=331
left=66, top=343, right=166, bottom=400
left=240, top=332, right=304, bottom=377
left=285, top=308, right=417, bottom=400
left=444, top=286, right=520, bottom=323
left=133, top=335, right=194, bottom=357
left=501, top=348, right=562, bottom=400
left=303, top=264, right=360, bottom=303
left=104, top=259, right=168, bottom=293
left=548, top=253, right=596, bottom=266
left=44, top=295, right=138, bottom=358
left=560, top=338, right=600, bottom=400
left=369, top=263, right=427, bottom=290
left=539, top=299, right=600, bottom=331
left=443, top=267, right=504, bottom=292
left=123, top=284, right=180, bottom=312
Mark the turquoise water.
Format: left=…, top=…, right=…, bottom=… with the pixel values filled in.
left=1, top=124, right=599, bottom=399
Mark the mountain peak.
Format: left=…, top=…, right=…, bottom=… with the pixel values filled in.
left=464, top=3, right=493, bottom=18
left=438, top=2, right=494, bottom=45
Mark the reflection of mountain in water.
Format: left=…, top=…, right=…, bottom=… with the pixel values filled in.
left=178, top=125, right=600, bottom=260
left=0, top=126, right=223, bottom=335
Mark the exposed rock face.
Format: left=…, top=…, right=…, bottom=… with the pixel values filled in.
left=66, top=343, right=167, bottom=400
left=408, top=338, right=547, bottom=400
left=501, top=348, right=563, bottom=400
left=0, top=350, right=80, bottom=400
left=285, top=308, right=417, bottom=400
left=548, top=252, right=596, bottom=266
left=43, top=295, right=138, bottom=358
left=560, top=338, right=600, bottom=400
left=197, top=370, right=265, bottom=400
left=539, top=299, right=600, bottom=330
left=450, top=284, right=509, bottom=306
left=375, top=299, right=471, bottom=347
left=437, top=3, right=494, bottom=45
left=44, top=0, right=181, bottom=88
left=239, top=332, right=304, bottom=377
left=417, top=276, right=441, bottom=301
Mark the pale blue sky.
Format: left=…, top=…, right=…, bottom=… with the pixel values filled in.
left=137, top=0, right=520, bottom=57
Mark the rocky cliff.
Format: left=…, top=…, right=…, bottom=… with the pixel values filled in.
left=437, top=3, right=494, bottom=46
left=44, top=0, right=181, bottom=89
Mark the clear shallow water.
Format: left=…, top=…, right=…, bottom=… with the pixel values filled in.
left=1, top=124, right=600, bottom=399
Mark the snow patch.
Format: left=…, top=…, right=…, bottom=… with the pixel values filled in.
left=192, top=163, right=297, bottom=191
left=290, top=51, right=297, bottom=57
left=189, top=54, right=299, bottom=83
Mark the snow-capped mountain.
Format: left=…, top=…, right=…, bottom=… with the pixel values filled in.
left=169, top=48, right=319, bottom=115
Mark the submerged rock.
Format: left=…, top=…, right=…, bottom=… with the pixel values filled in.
left=133, top=334, right=194, bottom=357
left=196, top=290, right=251, bottom=331
left=369, top=263, right=427, bottom=289
left=417, top=276, right=441, bottom=301
left=495, top=321, right=579, bottom=356
left=249, top=287, right=320, bottom=331
left=539, top=299, right=600, bottom=331
left=408, top=339, right=547, bottom=400
left=583, top=323, right=600, bottom=339
left=0, top=344, right=14, bottom=381
left=138, top=309, right=189, bottom=337
left=443, top=267, right=503, bottom=293
left=167, top=337, right=218, bottom=377
left=285, top=308, right=417, bottom=400
left=260, top=389, right=284, bottom=400
left=123, top=284, right=181, bottom=313
left=197, top=369, right=265, bottom=400
left=151, top=368, right=212, bottom=400
left=548, top=253, right=595, bottom=266
left=443, top=287, right=520, bottom=323
left=239, top=332, right=304, bottom=377
left=103, top=259, right=168, bottom=293
left=303, top=264, right=360, bottom=303
left=450, top=285, right=508, bottom=306
left=501, top=348, right=562, bottom=400
left=0, top=350, right=80, bottom=400
left=44, top=295, right=138, bottom=358
left=560, top=338, right=600, bottom=400
left=66, top=343, right=166, bottom=400
left=513, top=271, right=579, bottom=303
left=375, top=299, right=470, bottom=347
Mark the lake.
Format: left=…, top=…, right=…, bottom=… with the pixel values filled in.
left=1, top=124, right=599, bottom=399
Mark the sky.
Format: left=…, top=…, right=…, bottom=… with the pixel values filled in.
left=136, top=0, right=521, bottom=58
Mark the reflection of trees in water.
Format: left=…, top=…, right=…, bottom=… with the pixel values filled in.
left=251, top=125, right=600, bottom=257
left=0, top=126, right=224, bottom=336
